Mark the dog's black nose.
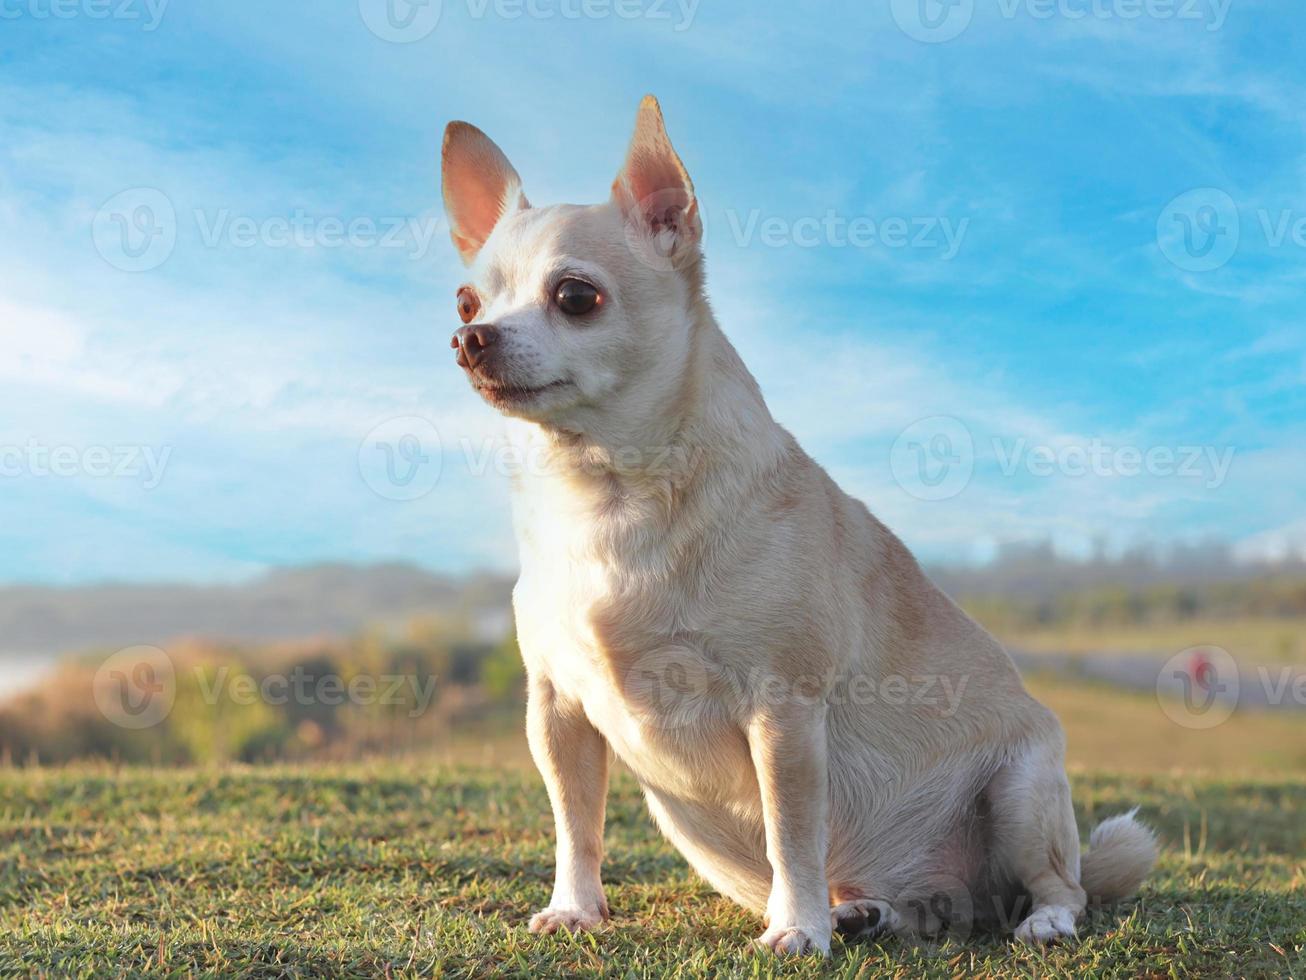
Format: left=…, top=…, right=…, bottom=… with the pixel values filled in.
left=451, top=324, right=499, bottom=369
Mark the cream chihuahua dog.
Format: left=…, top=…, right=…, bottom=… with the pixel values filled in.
left=440, top=96, right=1157, bottom=956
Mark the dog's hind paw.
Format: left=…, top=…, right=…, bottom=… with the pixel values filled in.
left=1014, top=905, right=1078, bottom=945
left=831, top=898, right=899, bottom=940
left=528, top=905, right=605, bottom=935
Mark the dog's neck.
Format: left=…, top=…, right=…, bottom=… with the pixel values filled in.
left=510, top=303, right=789, bottom=513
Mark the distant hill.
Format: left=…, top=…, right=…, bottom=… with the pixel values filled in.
left=4, top=545, right=1301, bottom=661
left=0, top=563, right=515, bottom=658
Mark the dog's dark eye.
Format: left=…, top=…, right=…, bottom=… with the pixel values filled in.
left=457, top=287, right=480, bottom=324
left=554, top=279, right=601, bottom=317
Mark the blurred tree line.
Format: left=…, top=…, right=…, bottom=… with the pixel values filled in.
left=960, top=574, right=1306, bottom=632
left=0, top=615, right=526, bottom=766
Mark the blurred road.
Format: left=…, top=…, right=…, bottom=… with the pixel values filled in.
left=1010, top=649, right=1306, bottom=712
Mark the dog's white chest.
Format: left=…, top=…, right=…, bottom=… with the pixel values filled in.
left=514, top=543, right=753, bottom=801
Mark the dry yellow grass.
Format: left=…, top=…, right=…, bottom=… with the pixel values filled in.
left=435, top=674, right=1306, bottom=778
left=1027, top=674, right=1306, bottom=775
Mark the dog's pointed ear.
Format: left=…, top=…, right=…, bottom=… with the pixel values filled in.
left=612, top=95, right=701, bottom=264
left=441, top=121, right=529, bottom=265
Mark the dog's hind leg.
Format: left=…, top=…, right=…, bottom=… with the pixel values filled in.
left=829, top=885, right=900, bottom=941
left=984, top=727, right=1086, bottom=945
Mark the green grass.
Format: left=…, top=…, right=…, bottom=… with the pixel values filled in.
left=0, top=764, right=1302, bottom=978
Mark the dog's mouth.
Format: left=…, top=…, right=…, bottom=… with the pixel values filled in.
left=472, top=377, right=574, bottom=409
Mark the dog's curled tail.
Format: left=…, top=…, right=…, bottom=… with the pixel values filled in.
left=1079, top=808, right=1158, bottom=903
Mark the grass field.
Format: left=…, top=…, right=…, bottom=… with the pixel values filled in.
left=999, top=615, right=1306, bottom=666
left=438, top=674, right=1306, bottom=778
left=1025, top=675, right=1306, bottom=776
left=1, top=760, right=1302, bottom=978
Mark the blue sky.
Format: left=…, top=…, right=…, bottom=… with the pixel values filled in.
left=0, top=0, right=1303, bottom=585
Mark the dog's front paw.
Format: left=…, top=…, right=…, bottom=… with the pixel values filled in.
left=754, top=924, right=831, bottom=956
left=1013, top=905, right=1077, bottom=945
left=528, top=905, right=606, bottom=935
left=831, top=898, right=899, bottom=940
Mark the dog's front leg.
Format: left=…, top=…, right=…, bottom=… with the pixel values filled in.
left=526, top=675, right=610, bottom=935
left=748, top=700, right=832, bottom=956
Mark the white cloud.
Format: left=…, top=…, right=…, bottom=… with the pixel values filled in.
left=1236, top=520, right=1306, bottom=563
